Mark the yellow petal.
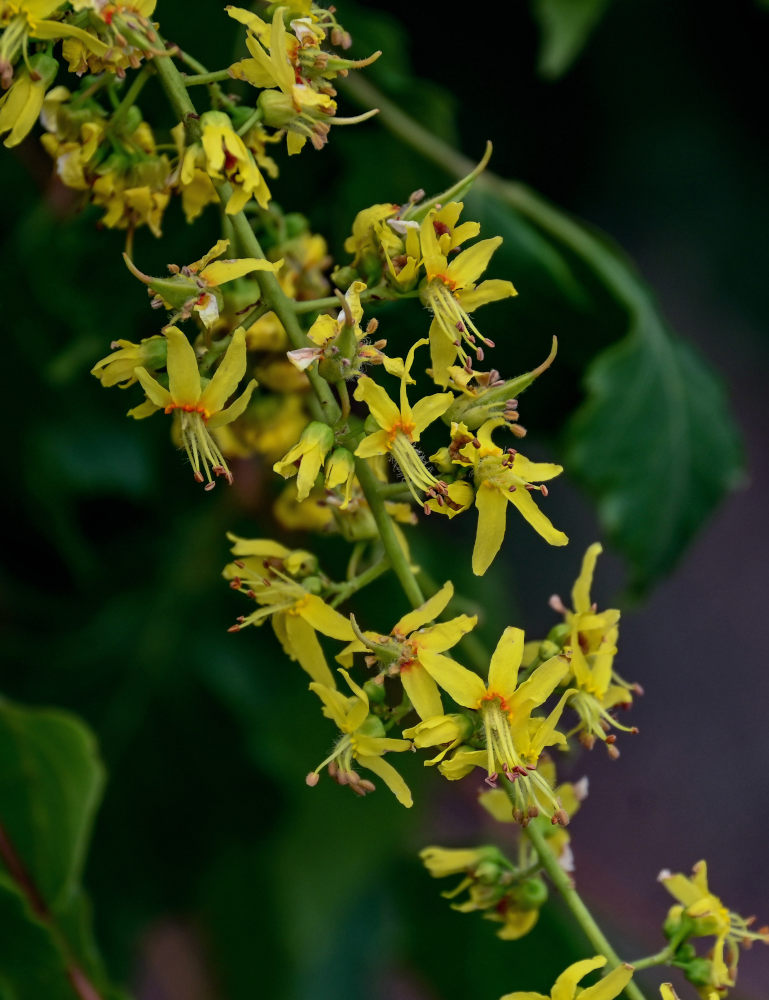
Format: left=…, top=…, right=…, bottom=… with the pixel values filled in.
left=428, top=318, right=460, bottom=387
left=487, top=627, right=525, bottom=700
left=579, top=964, right=634, bottom=1000
left=417, top=614, right=477, bottom=653
left=512, top=454, right=564, bottom=483
left=199, top=327, right=247, bottom=414
left=164, top=327, right=201, bottom=405
left=498, top=992, right=546, bottom=1000
left=200, top=257, right=280, bottom=286
left=357, top=754, right=413, bottom=807
left=472, top=482, right=507, bottom=576
left=447, top=236, right=502, bottom=289
left=134, top=367, right=172, bottom=409
left=478, top=788, right=515, bottom=823
left=419, top=648, right=486, bottom=708
left=513, top=653, right=569, bottom=710
left=207, top=378, right=257, bottom=428
left=301, top=594, right=355, bottom=641
left=495, top=909, right=539, bottom=940
left=457, top=278, right=517, bottom=313
left=309, top=681, right=351, bottom=728
left=395, top=580, right=454, bottom=635
left=354, top=429, right=391, bottom=459
left=571, top=543, right=603, bottom=614
left=410, top=391, right=454, bottom=438
left=507, top=487, right=568, bottom=547
left=353, top=376, right=400, bottom=430
left=552, top=957, right=607, bottom=1000
left=283, top=613, right=335, bottom=687
left=401, top=663, right=444, bottom=721
left=420, top=212, right=448, bottom=278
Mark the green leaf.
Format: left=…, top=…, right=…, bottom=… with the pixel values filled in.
left=565, top=308, right=744, bottom=593
left=531, top=0, right=614, bottom=78
left=0, top=701, right=116, bottom=997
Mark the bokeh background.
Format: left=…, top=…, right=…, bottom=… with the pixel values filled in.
left=1, top=0, right=768, bottom=998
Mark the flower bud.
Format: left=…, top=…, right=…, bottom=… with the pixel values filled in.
left=682, top=957, right=714, bottom=988
left=258, top=89, right=296, bottom=128
left=510, top=877, right=548, bottom=911
left=363, top=679, right=387, bottom=705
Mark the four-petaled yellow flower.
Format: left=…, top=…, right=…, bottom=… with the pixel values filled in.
left=132, top=326, right=257, bottom=487
left=354, top=338, right=453, bottom=506
left=421, top=626, right=570, bottom=821
left=306, top=669, right=412, bottom=805
left=659, top=860, right=769, bottom=989
left=337, top=580, right=476, bottom=720
left=500, top=956, right=634, bottom=1000
left=419, top=203, right=517, bottom=386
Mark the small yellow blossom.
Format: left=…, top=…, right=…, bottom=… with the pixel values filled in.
left=424, top=627, right=571, bottom=820
left=500, top=956, right=634, bottom=1000
left=443, top=419, right=567, bottom=575
left=124, top=238, right=282, bottom=328
left=551, top=543, right=639, bottom=751
left=419, top=203, right=517, bottom=385
left=273, top=420, right=335, bottom=500
left=224, top=536, right=354, bottom=687
left=91, top=334, right=166, bottom=389
left=132, top=326, right=257, bottom=487
left=354, top=339, right=453, bottom=506
left=0, top=52, right=57, bottom=147
left=182, top=111, right=271, bottom=214
left=306, top=669, right=412, bottom=805
left=338, top=580, right=476, bottom=721
left=659, top=860, right=769, bottom=989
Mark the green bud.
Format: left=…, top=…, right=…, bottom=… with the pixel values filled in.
left=538, top=638, right=563, bottom=660
left=302, top=576, right=323, bottom=595
left=475, top=859, right=505, bottom=885
left=258, top=89, right=295, bottom=128
left=331, top=265, right=358, bottom=291
left=358, top=714, right=386, bottom=739
left=682, top=957, right=713, bottom=987
left=29, top=52, right=59, bottom=88
left=511, top=877, right=549, bottom=911
left=546, top=623, right=571, bottom=647
left=363, top=679, right=387, bottom=705
left=675, top=943, right=696, bottom=962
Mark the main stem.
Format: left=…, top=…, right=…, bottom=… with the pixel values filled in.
left=523, top=819, right=646, bottom=1000
left=154, top=50, right=645, bottom=999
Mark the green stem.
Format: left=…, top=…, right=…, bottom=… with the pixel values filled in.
left=629, top=946, right=673, bottom=972
left=183, top=69, right=233, bottom=87
left=153, top=49, right=340, bottom=426
left=292, top=286, right=393, bottom=314
left=522, top=819, right=646, bottom=1000
left=354, top=458, right=424, bottom=609
left=107, top=64, right=152, bottom=132
left=237, top=106, right=263, bottom=136
left=329, top=558, right=390, bottom=609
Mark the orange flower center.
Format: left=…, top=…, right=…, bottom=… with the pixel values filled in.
left=386, top=419, right=416, bottom=446
left=428, top=272, right=458, bottom=292
left=164, top=402, right=211, bottom=421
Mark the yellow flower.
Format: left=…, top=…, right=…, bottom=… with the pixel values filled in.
left=551, top=543, right=639, bottom=752
left=500, top=956, right=634, bottom=1000
left=228, top=5, right=377, bottom=155
left=446, top=419, right=568, bottom=575
left=0, top=52, right=56, bottom=147
left=341, top=202, right=399, bottom=278
left=182, top=111, right=271, bottom=214
left=287, top=280, right=407, bottom=379
left=224, top=536, right=354, bottom=687
left=659, top=861, right=769, bottom=989
left=419, top=203, right=517, bottom=385
left=132, top=326, right=257, bottom=487
left=0, top=1, right=107, bottom=88
left=124, top=238, right=282, bottom=328
left=353, top=339, right=453, bottom=506
left=91, top=334, right=166, bottom=389
left=274, top=480, right=336, bottom=533
left=306, top=669, right=412, bottom=805
left=338, top=580, right=476, bottom=721
left=273, top=420, right=335, bottom=500
left=425, top=627, right=570, bottom=821
left=324, top=447, right=355, bottom=508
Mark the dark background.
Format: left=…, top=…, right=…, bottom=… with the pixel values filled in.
left=1, top=0, right=768, bottom=997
